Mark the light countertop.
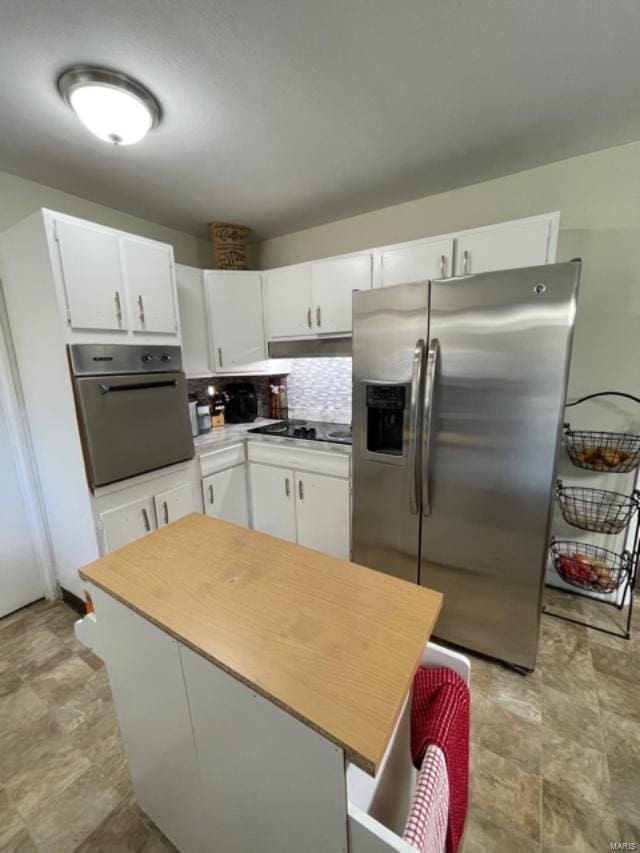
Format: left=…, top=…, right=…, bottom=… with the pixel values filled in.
left=194, top=419, right=352, bottom=456
left=193, top=418, right=280, bottom=452
left=80, top=513, right=442, bottom=775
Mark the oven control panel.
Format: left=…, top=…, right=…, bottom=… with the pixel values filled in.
left=69, top=344, right=183, bottom=376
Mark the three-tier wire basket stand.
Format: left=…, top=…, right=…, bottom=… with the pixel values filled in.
left=543, top=391, right=640, bottom=640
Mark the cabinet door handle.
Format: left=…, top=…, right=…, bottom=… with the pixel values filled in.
left=440, top=255, right=446, bottom=278
left=462, top=250, right=470, bottom=275
left=208, top=484, right=214, bottom=504
left=142, top=508, right=151, bottom=532
left=217, top=347, right=223, bottom=368
left=137, top=294, right=145, bottom=325
left=316, top=306, right=321, bottom=327
left=163, top=501, right=169, bottom=525
left=298, top=479, right=304, bottom=501
left=114, top=291, right=122, bottom=327
left=285, top=477, right=290, bottom=498
left=306, top=308, right=312, bottom=329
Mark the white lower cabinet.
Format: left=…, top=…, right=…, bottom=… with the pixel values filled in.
left=248, top=443, right=351, bottom=559
left=154, top=482, right=197, bottom=528
left=95, top=444, right=351, bottom=558
left=94, top=463, right=200, bottom=555
left=202, top=465, right=249, bottom=527
left=295, top=472, right=350, bottom=559
left=100, top=497, right=155, bottom=552
left=249, top=461, right=297, bottom=542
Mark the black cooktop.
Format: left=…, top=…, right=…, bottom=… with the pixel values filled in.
left=248, top=420, right=352, bottom=445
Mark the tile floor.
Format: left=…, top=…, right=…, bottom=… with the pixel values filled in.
left=0, top=589, right=638, bottom=852
left=462, top=587, right=640, bottom=852
left=0, top=599, right=175, bottom=853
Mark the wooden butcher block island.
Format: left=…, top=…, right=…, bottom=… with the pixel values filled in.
left=78, top=514, right=451, bottom=853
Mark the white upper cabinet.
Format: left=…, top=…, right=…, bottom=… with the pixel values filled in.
left=121, top=236, right=178, bottom=335
left=175, top=264, right=210, bottom=377
left=176, top=267, right=290, bottom=377
left=264, top=252, right=373, bottom=340
left=311, top=253, right=373, bottom=335
left=50, top=212, right=179, bottom=344
left=381, top=237, right=454, bottom=287
left=263, top=265, right=314, bottom=339
left=205, top=271, right=266, bottom=371
left=453, top=216, right=555, bottom=276
left=54, top=217, right=127, bottom=332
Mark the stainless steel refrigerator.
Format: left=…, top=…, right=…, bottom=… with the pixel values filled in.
left=352, top=261, right=580, bottom=670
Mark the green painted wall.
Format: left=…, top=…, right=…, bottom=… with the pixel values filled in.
left=0, top=170, right=211, bottom=267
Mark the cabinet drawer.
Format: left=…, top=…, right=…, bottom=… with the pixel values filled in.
left=199, top=443, right=246, bottom=477
left=247, top=441, right=350, bottom=479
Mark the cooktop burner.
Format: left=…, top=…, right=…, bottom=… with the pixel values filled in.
left=248, top=420, right=352, bottom=445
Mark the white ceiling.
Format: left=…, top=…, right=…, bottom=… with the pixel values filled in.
left=1, top=0, right=640, bottom=241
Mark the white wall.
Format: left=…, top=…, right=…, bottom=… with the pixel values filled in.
left=0, top=323, right=46, bottom=615
left=0, top=169, right=211, bottom=267
left=257, top=142, right=640, bottom=419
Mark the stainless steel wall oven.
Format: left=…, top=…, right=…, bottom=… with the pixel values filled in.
left=69, top=344, right=194, bottom=488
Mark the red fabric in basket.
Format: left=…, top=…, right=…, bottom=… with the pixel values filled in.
left=410, top=667, right=470, bottom=853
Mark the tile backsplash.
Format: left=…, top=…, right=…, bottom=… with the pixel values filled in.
left=187, top=376, right=272, bottom=416
left=186, top=357, right=353, bottom=423
left=286, top=358, right=352, bottom=424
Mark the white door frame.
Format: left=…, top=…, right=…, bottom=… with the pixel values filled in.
left=0, top=284, right=58, bottom=601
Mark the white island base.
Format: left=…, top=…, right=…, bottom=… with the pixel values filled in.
left=79, top=585, right=469, bottom=852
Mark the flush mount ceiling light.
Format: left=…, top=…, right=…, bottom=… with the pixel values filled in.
left=57, top=66, right=161, bottom=145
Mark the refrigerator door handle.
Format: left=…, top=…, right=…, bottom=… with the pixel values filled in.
left=408, top=339, right=425, bottom=515
left=422, top=338, right=440, bottom=518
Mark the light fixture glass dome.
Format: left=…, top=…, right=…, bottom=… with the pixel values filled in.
left=58, top=66, right=161, bottom=146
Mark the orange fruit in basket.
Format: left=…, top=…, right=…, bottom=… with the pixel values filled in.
left=597, top=571, right=617, bottom=590
left=600, top=448, right=622, bottom=468
left=591, top=560, right=608, bottom=578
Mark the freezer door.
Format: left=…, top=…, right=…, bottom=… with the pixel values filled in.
left=420, top=262, right=580, bottom=669
left=352, top=282, right=429, bottom=583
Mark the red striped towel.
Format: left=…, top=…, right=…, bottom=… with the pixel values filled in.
left=408, top=667, right=470, bottom=853
left=403, top=744, right=448, bottom=852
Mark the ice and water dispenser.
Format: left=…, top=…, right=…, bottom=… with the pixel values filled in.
left=365, top=385, right=406, bottom=456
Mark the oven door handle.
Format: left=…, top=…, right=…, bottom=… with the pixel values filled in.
left=99, top=380, right=177, bottom=394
